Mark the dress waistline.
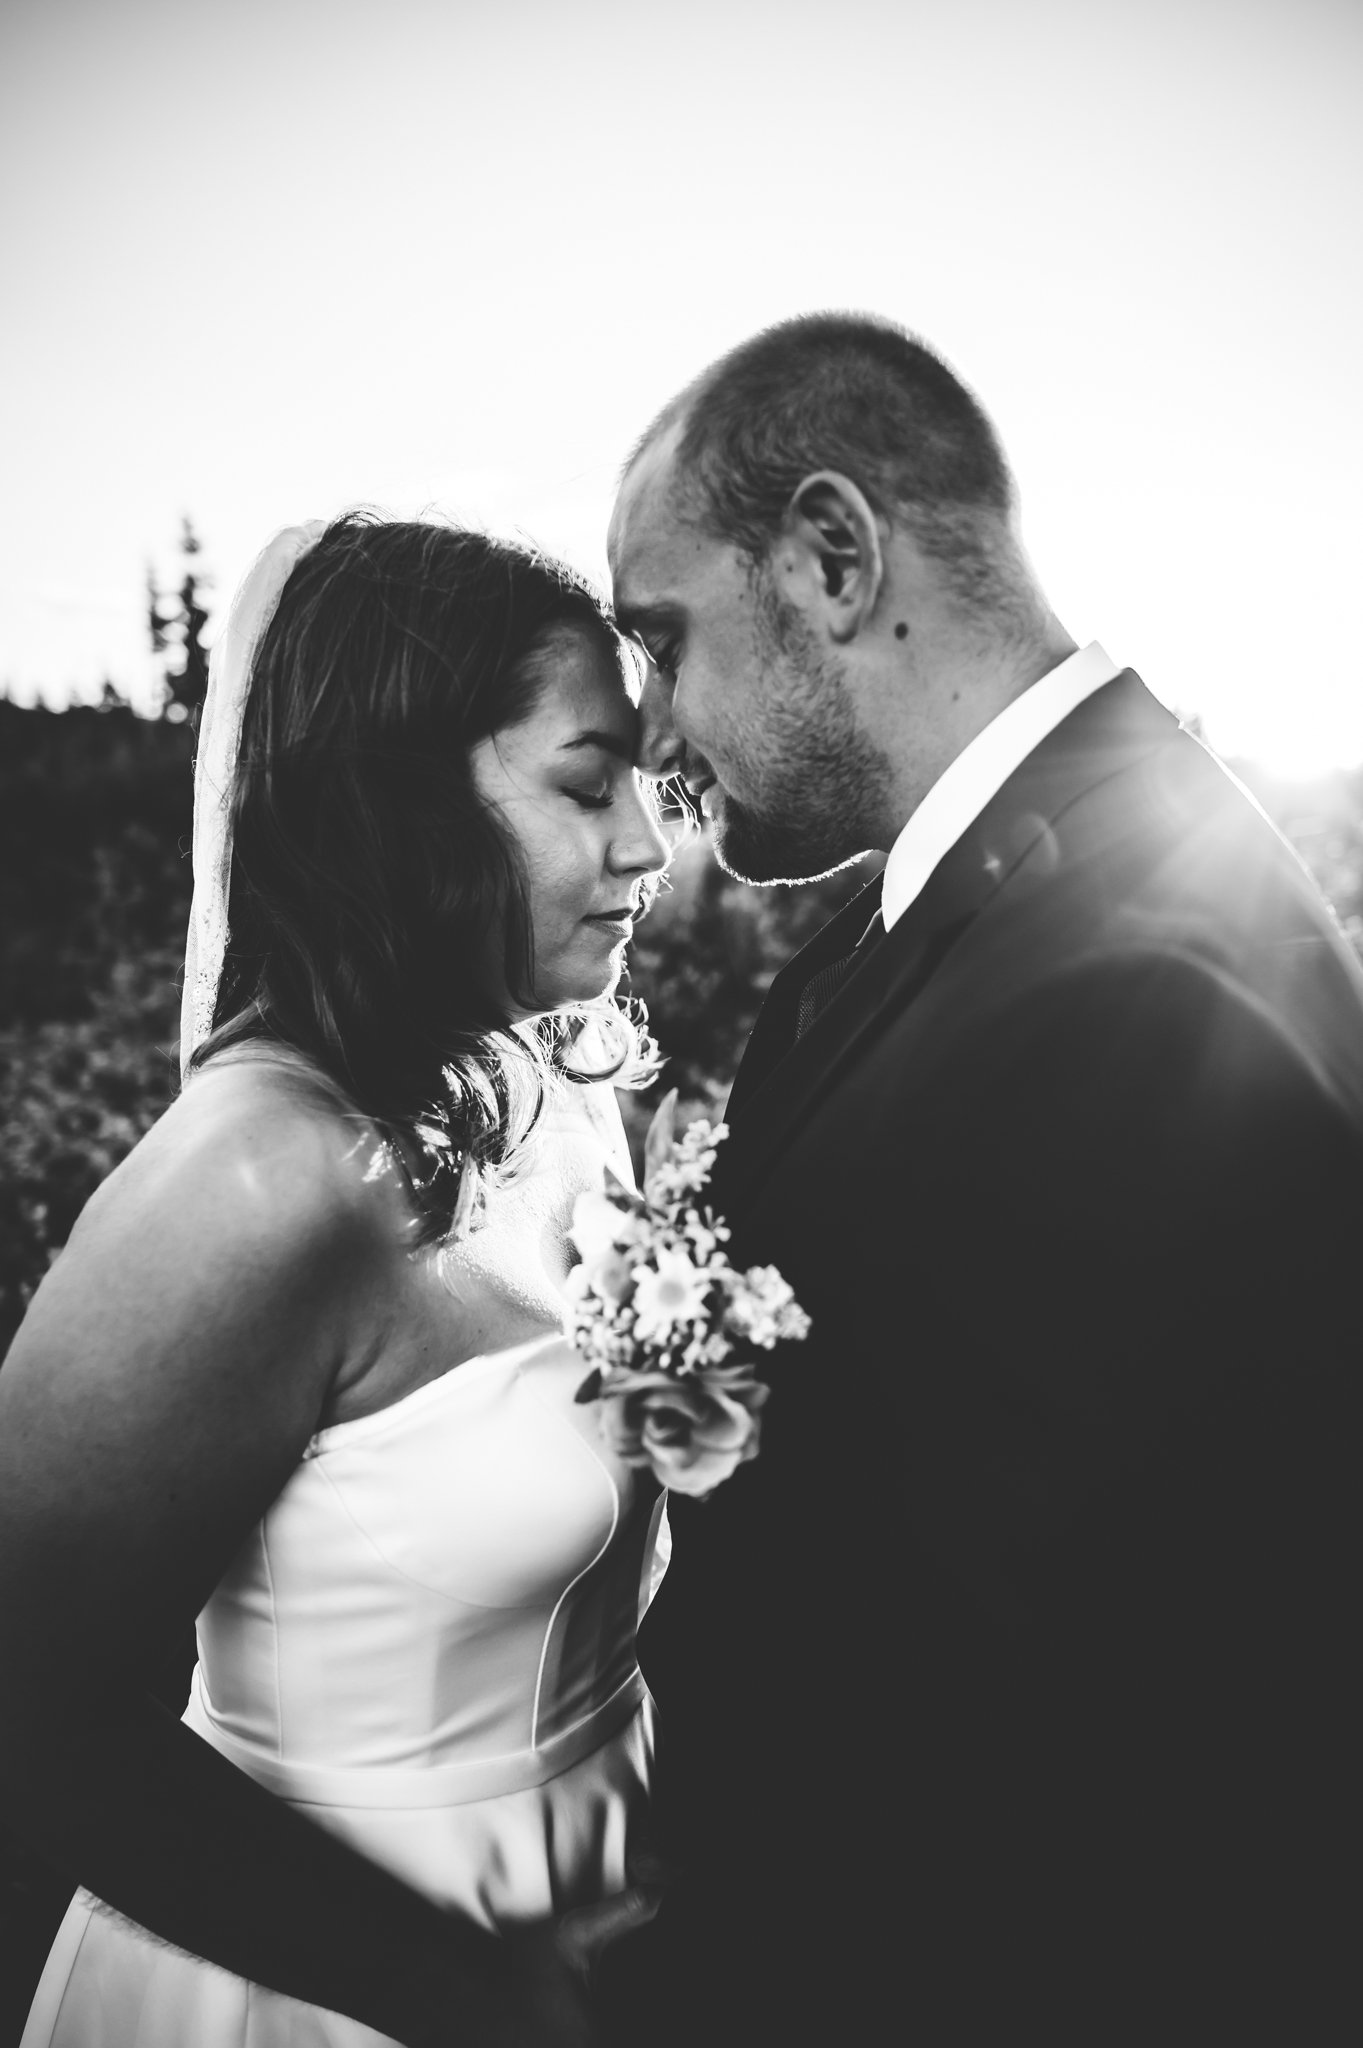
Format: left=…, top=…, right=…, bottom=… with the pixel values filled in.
left=183, top=1665, right=648, bottom=1809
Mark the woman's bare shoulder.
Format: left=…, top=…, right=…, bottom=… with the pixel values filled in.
left=73, top=1051, right=415, bottom=1290
left=0, top=1054, right=422, bottom=1509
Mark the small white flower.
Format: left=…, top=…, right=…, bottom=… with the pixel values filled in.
left=631, top=1246, right=712, bottom=1342
left=724, top=1264, right=811, bottom=1348
left=569, top=1188, right=627, bottom=1263
left=684, top=1215, right=719, bottom=1264
left=584, top=1245, right=635, bottom=1303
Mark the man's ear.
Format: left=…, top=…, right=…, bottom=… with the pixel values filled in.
left=779, top=471, right=883, bottom=644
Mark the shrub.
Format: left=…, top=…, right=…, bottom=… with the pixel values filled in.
left=0, top=952, right=183, bottom=1352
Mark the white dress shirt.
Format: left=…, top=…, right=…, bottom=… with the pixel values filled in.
left=880, top=641, right=1123, bottom=932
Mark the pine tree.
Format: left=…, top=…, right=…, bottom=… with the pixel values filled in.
left=149, top=518, right=212, bottom=722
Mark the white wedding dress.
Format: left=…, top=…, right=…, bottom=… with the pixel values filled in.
left=22, top=1087, right=668, bottom=2048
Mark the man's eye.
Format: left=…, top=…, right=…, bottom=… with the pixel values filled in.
left=565, top=786, right=613, bottom=810
left=646, top=640, right=679, bottom=676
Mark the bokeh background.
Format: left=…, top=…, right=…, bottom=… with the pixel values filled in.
left=3, top=0, right=1362, bottom=2031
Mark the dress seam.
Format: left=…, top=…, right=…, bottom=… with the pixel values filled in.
left=525, top=1375, right=621, bottom=1749
left=309, top=1458, right=540, bottom=1612
left=259, top=1517, right=284, bottom=1761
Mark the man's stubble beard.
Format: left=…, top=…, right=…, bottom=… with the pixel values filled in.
left=708, top=581, right=891, bottom=887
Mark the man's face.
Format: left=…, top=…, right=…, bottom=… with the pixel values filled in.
left=609, top=430, right=885, bottom=884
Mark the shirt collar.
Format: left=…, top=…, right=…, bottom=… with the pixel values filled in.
left=880, top=642, right=1122, bottom=932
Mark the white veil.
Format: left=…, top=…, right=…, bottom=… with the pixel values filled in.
left=179, top=521, right=326, bottom=1076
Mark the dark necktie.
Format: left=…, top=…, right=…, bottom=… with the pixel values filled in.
left=795, top=910, right=886, bottom=1039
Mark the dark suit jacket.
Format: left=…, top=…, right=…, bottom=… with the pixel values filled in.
left=600, top=675, right=1363, bottom=2041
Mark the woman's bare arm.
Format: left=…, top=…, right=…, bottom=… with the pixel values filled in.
left=0, top=1070, right=586, bottom=2046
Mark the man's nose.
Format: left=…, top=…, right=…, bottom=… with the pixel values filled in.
left=637, top=665, right=685, bottom=780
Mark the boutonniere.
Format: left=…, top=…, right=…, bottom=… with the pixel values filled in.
left=568, top=1090, right=810, bottom=1497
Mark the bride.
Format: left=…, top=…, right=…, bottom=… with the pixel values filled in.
left=0, top=514, right=672, bottom=2046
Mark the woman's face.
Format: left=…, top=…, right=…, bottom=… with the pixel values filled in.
left=471, top=625, right=671, bottom=1016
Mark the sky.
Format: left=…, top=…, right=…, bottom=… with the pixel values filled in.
left=2, top=0, right=1360, bottom=773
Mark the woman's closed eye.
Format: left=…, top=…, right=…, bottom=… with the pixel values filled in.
left=563, top=783, right=614, bottom=810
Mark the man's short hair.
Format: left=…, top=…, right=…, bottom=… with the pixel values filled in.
left=637, top=312, right=1020, bottom=612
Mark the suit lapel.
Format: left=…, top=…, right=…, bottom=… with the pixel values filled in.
left=724, top=874, right=886, bottom=1121
left=717, top=672, right=1182, bottom=1213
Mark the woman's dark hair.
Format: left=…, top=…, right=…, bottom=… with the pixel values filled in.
left=189, top=511, right=656, bottom=1238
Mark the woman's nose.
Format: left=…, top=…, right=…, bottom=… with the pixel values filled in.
left=611, top=780, right=672, bottom=879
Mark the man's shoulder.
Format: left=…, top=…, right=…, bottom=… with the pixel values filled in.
left=931, top=721, right=1358, bottom=1016
left=1036, top=733, right=1363, bottom=1042
left=729, top=708, right=1363, bottom=1185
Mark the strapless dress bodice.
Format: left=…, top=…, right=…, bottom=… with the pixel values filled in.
left=189, top=1333, right=665, bottom=1793
left=24, top=1332, right=669, bottom=2047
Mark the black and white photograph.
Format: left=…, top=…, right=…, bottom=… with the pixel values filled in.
left=2, top=1, right=1360, bottom=2041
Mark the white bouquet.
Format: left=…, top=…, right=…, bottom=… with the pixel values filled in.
left=568, top=1091, right=810, bottom=1497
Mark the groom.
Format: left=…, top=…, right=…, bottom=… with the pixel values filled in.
left=593, top=314, right=1362, bottom=2039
